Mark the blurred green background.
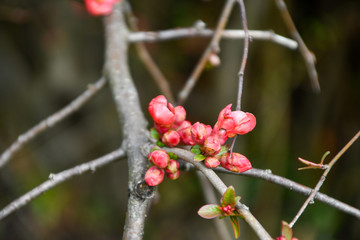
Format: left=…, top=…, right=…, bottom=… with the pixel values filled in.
left=0, top=0, right=359, bottom=239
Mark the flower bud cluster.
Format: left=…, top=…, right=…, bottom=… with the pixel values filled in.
left=145, top=150, right=180, bottom=186
left=146, top=95, right=256, bottom=186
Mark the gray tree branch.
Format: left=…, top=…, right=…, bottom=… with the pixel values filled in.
left=0, top=148, right=125, bottom=221
left=0, top=77, right=106, bottom=169
left=104, top=3, right=153, bottom=240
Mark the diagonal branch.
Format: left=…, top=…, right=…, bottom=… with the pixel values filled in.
left=289, top=130, right=360, bottom=227
left=128, top=29, right=298, bottom=50
left=177, top=0, right=236, bottom=105
left=274, top=0, right=320, bottom=92
left=0, top=148, right=126, bottom=221
left=0, top=77, right=107, bottom=169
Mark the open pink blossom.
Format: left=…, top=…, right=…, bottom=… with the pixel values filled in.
left=162, top=130, right=180, bottom=147
left=148, top=150, right=170, bottom=169
left=148, top=95, right=175, bottom=128
left=145, top=166, right=165, bottom=186
left=220, top=152, right=252, bottom=173
left=191, top=122, right=212, bottom=145
left=84, top=0, right=119, bottom=16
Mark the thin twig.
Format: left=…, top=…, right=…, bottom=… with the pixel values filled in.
left=124, top=2, right=175, bottom=103
left=128, top=29, right=298, bottom=50
left=159, top=146, right=273, bottom=240
left=0, top=77, right=107, bottom=169
left=0, top=148, right=126, bottom=221
left=175, top=155, right=360, bottom=219
left=288, top=130, right=360, bottom=228
left=274, top=0, right=320, bottom=92
left=177, top=0, right=236, bottom=105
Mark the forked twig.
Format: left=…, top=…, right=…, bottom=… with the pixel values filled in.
left=0, top=77, right=107, bottom=169
left=289, top=130, right=360, bottom=227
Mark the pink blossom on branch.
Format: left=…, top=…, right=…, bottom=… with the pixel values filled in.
left=84, top=0, right=120, bottom=16
left=220, top=152, right=252, bottom=173
left=191, top=122, right=212, bottom=145
left=148, top=95, right=175, bottom=128
left=148, top=150, right=170, bottom=169
left=214, top=104, right=256, bottom=138
left=144, top=166, right=165, bottom=186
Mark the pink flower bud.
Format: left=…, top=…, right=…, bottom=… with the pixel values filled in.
left=162, top=130, right=180, bottom=147
left=148, top=95, right=175, bottom=128
left=177, top=123, right=195, bottom=146
left=203, top=136, right=221, bottom=155
left=208, top=52, right=221, bottom=67
left=220, top=152, right=252, bottom=173
left=204, top=156, right=220, bottom=168
left=154, top=122, right=171, bottom=134
left=191, top=122, right=212, bottom=145
left=167, top=170, right=180, bottom=180
left=148, top=150, right=170, bottom=169
left=213, top=104, right=234, bottom=133
left=220, top=204, right=235, bottom=215
left=145, top=166, right=165, bottom=186
left=84, top=0, right=120, bottom=16
left=166, top=159, right=180, bottom=174
left=231, top=111, right=256, bottom=135
left=171, top=106, right=187, bottom=129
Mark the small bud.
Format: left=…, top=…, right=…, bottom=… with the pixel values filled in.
left=203, top=136, right=221, bottom=155
left=172, top=106, right=187, bottom=129
left=191, top=122, right=212, bottom=145
left=220, top=152, right=252, bottom=173
left=148, top=150, right=170, bottom=169
left=161, top=130, right=180, bottom=147
left=148, top=95, right=175, bottom=128
left=208, top=53, right=221, bottom=67
left=166, top=159, right=180, bottom=174
left=145, top=166, right=165, bottom=186
left=167, top=170, right=180, bottom=180
left=204, top=156, right=220, bottom=168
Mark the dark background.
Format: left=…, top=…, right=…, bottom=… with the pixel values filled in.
left=0, top=0, right=359, bottom=239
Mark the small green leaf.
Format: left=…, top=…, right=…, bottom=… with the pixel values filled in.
left=221, top=186, right=236, bottom=207
left=198, top=204, right=222, bottom=219
left=281, top=221, right=293, bottom=240
left=156, top=140, right=165, bottom=147
left=150, top=128, right=160, bottom=140
left=191, top=145, right=201, bottom=154
left=168, top=152, right=178, bottom=160
left=194, top=154, right=206, bottom=161
left=217, top=145, right=229, bottom=156
left=320, top=151, right=331, bottom=164
left=230, top=216, right=240, bottom=239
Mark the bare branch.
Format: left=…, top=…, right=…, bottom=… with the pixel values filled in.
left=0, top=77, right=106, bottom=169
left=218, top=167, right=360, bottom=219
left=289, top=130, right=360, bottom=227
left=0, top=148, right=126, bottom=221
left=104, top=3, right=152, bottom=240
left=160, top=146, right=272, bottom=240
left=128, top=29, right=298, bottom=50
left=177, top=0, right=236, bottom=105
left=274, top=0, right=320, bottom=92
left=124, top=2, right=175, bottom=103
